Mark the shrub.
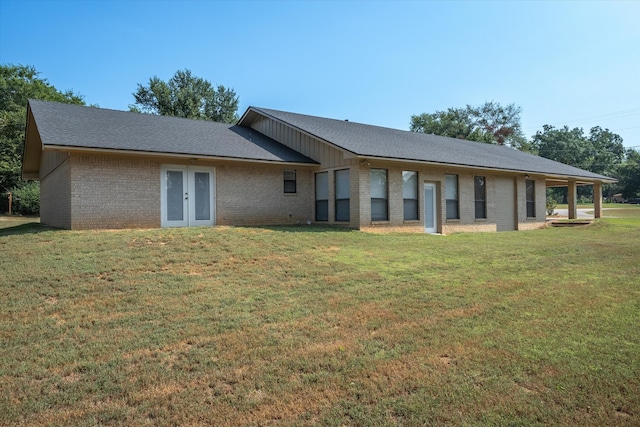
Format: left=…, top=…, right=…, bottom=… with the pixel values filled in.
left=546, top=197, right=558, bottom=216
left=11, top=181, right=40, bottom=215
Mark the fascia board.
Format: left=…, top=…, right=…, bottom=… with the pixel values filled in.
left=355, top=155, right=617, bottom=184
left=42, top=145, right=319, bottom=167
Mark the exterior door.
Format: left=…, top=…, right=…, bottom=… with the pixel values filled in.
left=161, top=165, right=215, bottom=227
left=424, top=183, right=437, bottom=233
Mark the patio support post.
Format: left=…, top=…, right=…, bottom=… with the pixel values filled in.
left=567, top=180, right=577, bottom=219
left=593, top=181, right=603, bottom=219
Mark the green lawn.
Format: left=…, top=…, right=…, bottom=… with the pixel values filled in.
left=1, top=214, right=639, bottom=426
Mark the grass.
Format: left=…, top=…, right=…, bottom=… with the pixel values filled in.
left=555, top=202, right=640, bottom=211
left=1, top=214, right=639, bottom=426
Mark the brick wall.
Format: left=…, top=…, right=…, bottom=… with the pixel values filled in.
left=41, top=151, right=547, bottom=233
left=515, top=176, right=547, bottom=231
left=216, top=163, right=313, bottom=226
left=69, top=155, right=160, bottom=229
left=352, top=160, right=546, bottom=234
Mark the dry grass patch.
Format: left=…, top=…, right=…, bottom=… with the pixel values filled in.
left=1, top=219, right=639, bottom=426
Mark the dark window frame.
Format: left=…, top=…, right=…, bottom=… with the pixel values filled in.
left=284, top=169, right=296, bottom=194
left=446, top=174, right=459, bottom=220
left=370, top=168, right=389, bottom=221
left=526, top=179, right=536, bottom=218
left=474, top=176, right=487, bottom=219
left=403, top=171, right=419, bottom=221
left=315, top=172, right=328, bottom=221
left=335, top=169, right=350, bottom=222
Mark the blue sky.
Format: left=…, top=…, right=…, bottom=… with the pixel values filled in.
left=1, top=0, right=638, bottom=148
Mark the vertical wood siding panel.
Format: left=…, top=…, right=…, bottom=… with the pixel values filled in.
left=249, top=117, right=348, bottom=168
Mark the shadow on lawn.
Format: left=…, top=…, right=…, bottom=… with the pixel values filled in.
left=0, top=222, right=57, bottom=237
left=255, top=224, right=357, bottom=233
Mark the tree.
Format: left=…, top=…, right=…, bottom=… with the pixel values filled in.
left=586, top=126, right=626, bottom=177
left=410, top=101, right=529, bottom=150
left=532, top=125, right=591, bottom=170
left=617, top=149, right=640, bottom=199
left=130, top=69, right=239, bottom=123
left=0, top=64, right=84, bottom=198
left=532, top=125, right=624, bottom=178
left=531, top=124, right=625, bottom=201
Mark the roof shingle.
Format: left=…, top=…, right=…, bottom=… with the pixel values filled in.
left=27, top=100, right=317, bottom=164
left=249, top=107, right=614, bottom=181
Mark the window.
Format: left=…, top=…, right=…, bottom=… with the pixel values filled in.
left=335, top=169, right=350, bottom=221
left=403, top=171, right=418, bottom=220
left=445, top=174, right=459, bottom=219
left=526, top=179, right=536, bottom=218
left=370, top=169, right=388, bottom=221
left=284, top=170, right=296, bottom=193
left=474, top=176, right=486, bottom=219
left=315, top=172, right=328, bottom=221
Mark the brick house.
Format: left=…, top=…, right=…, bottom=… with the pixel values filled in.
left=22, top=100, right=615, bottom=232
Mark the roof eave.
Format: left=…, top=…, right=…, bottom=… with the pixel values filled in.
left=355, top=154, right=616, bottom=183
left=42, top=145, right=319, bottom=167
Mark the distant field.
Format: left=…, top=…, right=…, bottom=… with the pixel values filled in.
left=602, top=203, right=640, bottom=218
left=554, top=202, right=640, bottom=211
left=1, top=212, right=639, bottom=426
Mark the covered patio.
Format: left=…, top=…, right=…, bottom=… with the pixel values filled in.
left=546, top=177, right=615, bottom=219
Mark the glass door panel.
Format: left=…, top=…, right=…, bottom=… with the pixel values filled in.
left=424, top=183, right=437, bottom=233
left=189, top=170, right=214, bottom=226
left=166, top=170, right=185, bottom=221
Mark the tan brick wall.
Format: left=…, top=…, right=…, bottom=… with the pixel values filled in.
left=40, top=155, right=71, bottom=229
left=515, top=176, right=547, bottom=231
left=442, top=222, right=497, bottom=234
left=309, top=164, right=361, bottom=227
left=69, top=155, right=160, bottom=229
left=45, top=153, right=320, bottom=230
left=215, top=164, right=313, bottom=226
left=351, top=161, right=545, bottom=234
left=40, top=150, right=548, bottom=234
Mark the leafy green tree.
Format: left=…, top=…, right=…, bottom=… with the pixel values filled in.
left=12, top=181, right=40, bottom=215
left=410, top=101, right=529, bottom=150
left=532, top=125, right=625, bottom=201
left=532, top=125, right=624, bottom=178
left=532, top=125, right=591, bottom=170
left=410, top=107, right=477, bottom=140
left=0, top=64, right=84, bottom=198
left=617, top=149, right=640, bottom=199
left=586, top=126, right=626, bottom=177
left=130, top=69, right=239, bottom=123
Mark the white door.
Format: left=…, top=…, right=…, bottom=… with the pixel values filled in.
left=424, top=183, right=437, bottom=233
left=161, top=166, right=215, bottom=227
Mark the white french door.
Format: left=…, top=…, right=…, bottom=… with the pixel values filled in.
left=161, top=165, right=215, bottom=227
left=424, top=183, right=437, bottom=234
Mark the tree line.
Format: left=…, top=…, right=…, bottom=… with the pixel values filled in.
left=411, top=102, right=639, bottom=201
left=0, top=66, right=240, bottom=215
left=1, top=64, right=638, bottom=215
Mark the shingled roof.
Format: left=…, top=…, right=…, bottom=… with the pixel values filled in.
left=24, top=100, right=316, bottom=166
left=242, top=107, right=615, bottom=182
left=24, top=100, right=615, bottom=184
